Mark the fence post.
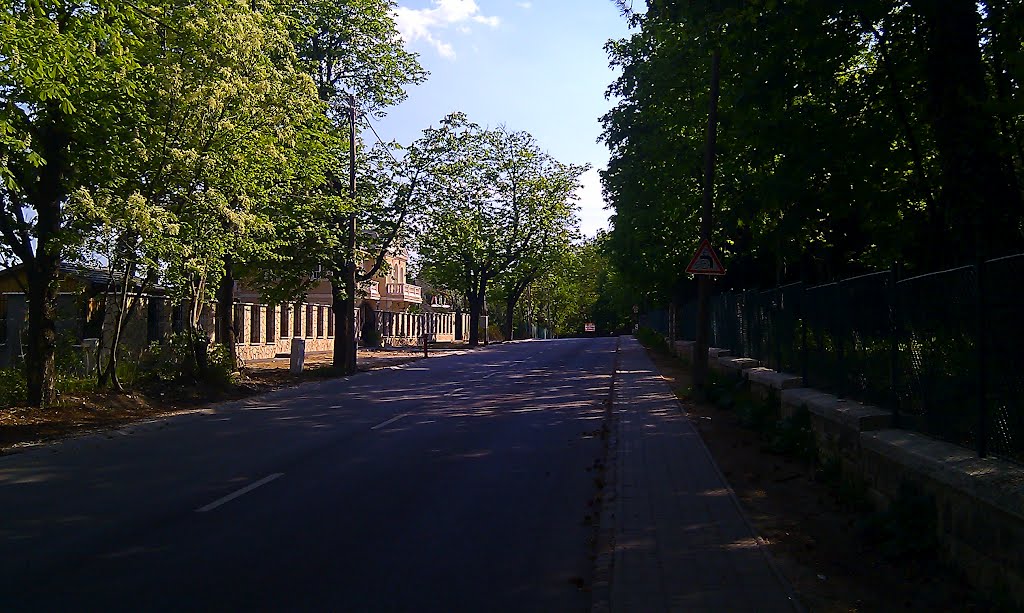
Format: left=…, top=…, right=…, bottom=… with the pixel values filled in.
left=800, top=282, right=808, bottom=387
left=889, top=263, right=901, bottom=429
left=835, top=280, right=848, bottom=398
left=773, top=287, right=782, bottom=371
left=976, top=258, right=988, bottom=458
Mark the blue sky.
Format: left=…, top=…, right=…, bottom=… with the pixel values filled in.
left=372, top=0, right=633, bottom=238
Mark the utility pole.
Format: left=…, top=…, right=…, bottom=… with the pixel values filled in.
left=693, top=48, right=721, bottom=392
left=337, top=93, right=359, bottom=375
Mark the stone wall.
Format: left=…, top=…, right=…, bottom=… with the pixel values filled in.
left=671, top=335, right=1024, bottom=608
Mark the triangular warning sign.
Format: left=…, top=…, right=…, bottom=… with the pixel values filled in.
left=685, top=239, right=726, bottom=275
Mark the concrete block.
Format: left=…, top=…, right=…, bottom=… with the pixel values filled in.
left=289, top=337, right=306, bottom=374
left=781, top=388, right=891, bottom=432
left=746, top=367, right=802, bottom=391
left=673, top=340, right=694, bottom=360
left=717, top=356, right=758, bottom=373
left=860, top=430, right=1024, bottom=522
left=708, top=347, right=731, bottom=358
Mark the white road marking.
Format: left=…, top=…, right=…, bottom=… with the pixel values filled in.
left=196, top=473, right=284, bottom=513
left=371, top=414, right=407, bottom=430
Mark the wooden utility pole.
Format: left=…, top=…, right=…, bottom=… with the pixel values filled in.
left=336, top=93, right=359, bottom=374
left=693, top=48, right=721, bottom=391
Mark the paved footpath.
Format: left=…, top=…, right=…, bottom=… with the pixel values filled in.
left=598, top=337, right=800, bottom=613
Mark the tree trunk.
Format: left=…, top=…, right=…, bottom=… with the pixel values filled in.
left=25, top=260, right=58, bottom=407
left=332, top=274, right=357, bottom=374
left=504, top=283, right=530, bottom=341
left=216, top=253, right=237, bottom=367
left=914, top=0, right=1022, bottom=262
left=504, top=293, right=516, bottom=341
left=24, top=112, right=68, bottom=408
left=467, top=293, right=482, bottom=347
left=99, top=262, right=136, bottom=391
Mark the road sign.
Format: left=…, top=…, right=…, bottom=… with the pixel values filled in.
left=632, top=305, right=639, bottom=314
left=584, top=322, right=596, bottom=332
left=685, top=239, right=726, bottom=275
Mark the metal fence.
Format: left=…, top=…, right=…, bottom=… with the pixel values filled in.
left=667, top=254, right=1024, bottom=463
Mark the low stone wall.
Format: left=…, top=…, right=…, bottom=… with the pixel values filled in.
left=673, top=333, right=1024, bottom=607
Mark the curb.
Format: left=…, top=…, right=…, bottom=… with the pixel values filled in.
left=590, top=336, right=620, bottom=613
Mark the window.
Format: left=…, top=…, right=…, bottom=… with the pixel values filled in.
left=234, top=304, right=245, bottom=344
left=317, top=306, right=324, bottom=338
left=266, top=306, right=276, bottom=343
left=280, top=305, right=290, bottom=338
left=294, top=303, right=302, bottom=337
left=327, top=307, right=334, bottom=337
left=250, top=305, right=261, bottom=344
left=305, top=305, right=313, bottom=338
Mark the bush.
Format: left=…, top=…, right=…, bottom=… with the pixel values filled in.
left=0, top=368, right=27, bottom=408
left=635, top=326, right=669, bottom=353
left=361, top=325, right=382, bottom=348
left=486, top=323, right=505, bottom=343
left=766, top=406, right=817, bottom=461
left=140, top=331, right=234, bottom=387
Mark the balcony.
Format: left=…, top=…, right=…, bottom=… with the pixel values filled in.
left=382, top=283, right=422, bottom=304
left=360, top=280, right=380, bottom=300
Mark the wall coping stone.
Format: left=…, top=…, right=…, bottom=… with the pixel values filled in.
left=781, top=388, right=891, bottom=432
left=745, top=367, right=803, bottom=390
left=861, top=429, right=1024, bottom=522
left=708, top=347, right=731, bottom=358
left=718, top=356, right=759, bottom=371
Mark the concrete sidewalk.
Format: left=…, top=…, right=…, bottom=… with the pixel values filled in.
left=596, top=336, right=800, bottom=612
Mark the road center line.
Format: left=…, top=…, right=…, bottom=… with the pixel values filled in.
left=196, top=473, right=284, bottom=513
left=371, top=414, right=407, bottom=430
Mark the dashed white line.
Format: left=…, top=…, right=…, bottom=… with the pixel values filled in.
left=371, top=414, right=407, bottom=430
left=196, top=473, right=284, bottom=513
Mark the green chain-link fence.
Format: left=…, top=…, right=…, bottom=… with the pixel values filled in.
left=663, top=255, right=1024, bottom=463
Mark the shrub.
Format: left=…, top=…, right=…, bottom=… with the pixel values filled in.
left=140, top=331, right=235, bottom=387
left=766, top=406, right=817, bottom=461
left=635, top=326, right=669, bottom=353
left=0, top=368, right=27, bottom=408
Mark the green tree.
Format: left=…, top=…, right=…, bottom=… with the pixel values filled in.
left=1, top=1, right=153, bottom=405
left=417, top=115, right=587, bottom=346
left=287, top=0, right=427, bottom=373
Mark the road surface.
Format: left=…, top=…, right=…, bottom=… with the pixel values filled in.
left=0, top=338, right=617, bottom=611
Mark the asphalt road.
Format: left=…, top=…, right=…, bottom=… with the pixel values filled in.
left=0, top=337, right=617, bottom=612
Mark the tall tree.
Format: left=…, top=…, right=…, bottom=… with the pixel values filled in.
left=1, top=1, right=152, bottom=405
left=288, top=0, right=426, bottom=373
left=417, top=115, right=587, bottom=346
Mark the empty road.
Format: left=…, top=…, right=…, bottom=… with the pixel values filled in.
left=0, top=338, right=616, bottom=611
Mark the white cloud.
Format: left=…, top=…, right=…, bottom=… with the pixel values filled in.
left=395, top=0, right=501, bottom=60
left=515, top=1, right=532, bottom=9
left=575, top=168, right=612, bottom=238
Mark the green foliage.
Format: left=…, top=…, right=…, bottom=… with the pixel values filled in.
left=140, top=333, right=234, bottom=388
left=766, top=406, right=817, bottom=462
left=601, top=0, right=1024, bottom=299
left=361, top=326, right=382, bottom=348
left=415, top=114, right=586, bottom=343
left=859, top=484, right=939, bottom=561
left=0, top=368, right=26, bottom=409
left=635, top=326, right=669, bottom=353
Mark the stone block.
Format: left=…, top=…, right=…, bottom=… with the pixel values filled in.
left=860, top=428, right=1024, bottom=607
left=781, top=388, right=891, bottom=432
left=290, top=337, right=306, bottom=373
left=716, top=357, right=758, bottom=376
left=746, top=367, right=802, bottom=400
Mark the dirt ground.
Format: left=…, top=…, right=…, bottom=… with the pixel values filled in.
left=642, top=346, right=994, bottom=612
left=0, top=345, right=465, bottom=454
